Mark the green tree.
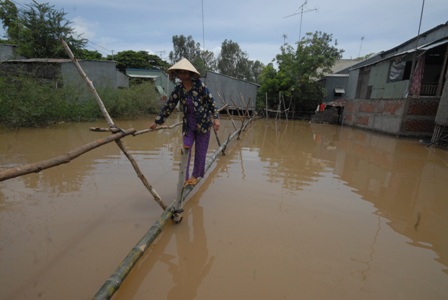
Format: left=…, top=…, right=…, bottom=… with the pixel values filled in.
left=168, top=34, right=216, bottom=75
left=108, top=50, right=169, bottom=73
left=259, top=31, right=343, bottom=115
left=169, top=35, right=201, bottom=63
left=251, top=60, right=264, bottom=84
left=217, top=39, right=263, bottom=83
left=78, top=49, right=102, bottom=60
left=0, top=0, right=19, bottom=40
left=0, top=0, right=87, bottom=58
left=217, top=39, right=247, bottom=79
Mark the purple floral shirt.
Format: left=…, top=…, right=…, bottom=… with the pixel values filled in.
left=155, top=78, right=219, bottom=134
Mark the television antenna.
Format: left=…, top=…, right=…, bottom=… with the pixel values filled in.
left=283, top=1, right=318, bottom=41
left=358, top=36, right=364, bottom=58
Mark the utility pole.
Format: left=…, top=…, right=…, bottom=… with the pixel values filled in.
left=409, top=0, right=426, bottom=97
left=202, top=0, right=205, bottom=50
left=283, top=0, right=318, bottom=42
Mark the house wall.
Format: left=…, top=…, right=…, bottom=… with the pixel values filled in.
left=61, top=60, right=119, bottom=89
left=341, top=24, right=448, bottom=140
left=202, top=71, right=258, bottom=111
left=346, top=69, right=360, bottom=100
left=0, top=44, right=15, bottom=61
left=435, top=71, right=448, bottom=125
left=343, top=97, right=440, bottom=137
left=116, top=71, right=129, bottom=88
left=323, top=75, right=349, bottom=102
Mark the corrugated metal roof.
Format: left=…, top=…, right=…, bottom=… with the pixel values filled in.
left=351, top=38, right=448, bottom=70
left=126, top=68, right=165, bottom=77
left=420, top=38, right=448, bottom=50
left=127, top=74, right=159, bottom=79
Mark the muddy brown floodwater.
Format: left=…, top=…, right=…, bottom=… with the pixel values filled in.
left=1, top=115, right=448, bottom=300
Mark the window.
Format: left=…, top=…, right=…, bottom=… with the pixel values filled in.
left=389, top=58, right=412, bottom=82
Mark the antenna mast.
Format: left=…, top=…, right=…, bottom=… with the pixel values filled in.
left=358, top=36, right=364, bottom=58
left=283, top=1, right=318, bottom=41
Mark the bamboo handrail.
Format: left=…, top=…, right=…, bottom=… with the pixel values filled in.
left=217, top=92, right=238, bottom=131
left=0, top=128, right=135, bottom=181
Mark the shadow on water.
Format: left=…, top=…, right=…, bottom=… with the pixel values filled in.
left=1, top=116, right=447, bottom=299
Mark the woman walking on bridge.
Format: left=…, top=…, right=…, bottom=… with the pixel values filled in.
left=150, top=58, right=220, bottom=187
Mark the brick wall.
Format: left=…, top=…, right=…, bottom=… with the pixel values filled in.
left=343, top=97, right=440, bottom=138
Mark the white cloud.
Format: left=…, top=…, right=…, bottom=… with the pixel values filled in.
left=72, top=17, right=97, bottom=40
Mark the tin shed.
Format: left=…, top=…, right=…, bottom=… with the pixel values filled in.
left=0, top=58, right=128, bottom=90
left=202, top=71, right=259, bottom=112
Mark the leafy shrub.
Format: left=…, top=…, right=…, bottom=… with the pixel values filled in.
left=0, top=76, right=160, bottom=127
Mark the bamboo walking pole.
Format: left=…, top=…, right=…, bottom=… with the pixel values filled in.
left=173, top=147, right=190, bottom=223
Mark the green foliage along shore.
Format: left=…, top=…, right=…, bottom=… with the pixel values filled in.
left=0, top=76, right=161, bottom=128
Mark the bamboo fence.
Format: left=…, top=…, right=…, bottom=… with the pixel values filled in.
left=0, top=39, right=258, bottom=299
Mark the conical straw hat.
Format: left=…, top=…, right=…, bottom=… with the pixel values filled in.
left=167, top=58, right=200, bottom=77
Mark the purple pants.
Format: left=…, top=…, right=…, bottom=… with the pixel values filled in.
left=184, top=96, right=211, bottom=180
left=184, top=129, right=210, bottom=180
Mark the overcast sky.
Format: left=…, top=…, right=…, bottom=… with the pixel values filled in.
left=3, top=0, right=448, bottom=65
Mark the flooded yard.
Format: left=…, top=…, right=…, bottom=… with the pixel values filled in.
left=1, top=115, right=447, bottom=299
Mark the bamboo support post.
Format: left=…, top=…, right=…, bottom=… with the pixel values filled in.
left=217, top=92, right=238, bottom=131
left=230, top=97, right=243, bottom=119
left=61, top=39, right=166, bottom=209
left=265, top=92, right=268, bottom=119
left=172, top=147, right=190, bottom=222
left=115, top=139, right=166, bottom=209
left=61, top=39, right=114, bottom=127
left=240, top=92, right=249, bottom=118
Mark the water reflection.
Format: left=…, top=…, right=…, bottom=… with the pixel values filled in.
left=310, top=122, right=448, bottom=273
left=113, top=159, right=224, bottom=299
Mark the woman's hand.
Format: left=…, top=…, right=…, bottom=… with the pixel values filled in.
left=213, top=119, right=220, bottom=131
left=149, top=122, right=157, bottom=130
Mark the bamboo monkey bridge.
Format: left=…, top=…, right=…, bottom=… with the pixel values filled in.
left=0, top=39, right=256, bottom=299
left=264, top=92, right=292, bottom=120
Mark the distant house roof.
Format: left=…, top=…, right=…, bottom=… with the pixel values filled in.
left=3, top=58, right=114, bottom=64
left=126, top=68, right=164, bottom=79
left=125, top=68, right=176, bottom=97
left=317, top=59, right=361, bottom=77
left=332, top=59, right=360, bottom=74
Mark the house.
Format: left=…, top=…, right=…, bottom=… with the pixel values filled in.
left=0, top=43, right=26, bottom=61
left=126, top=68, right=175, bottom=100
left=313, top=57, right=382, bottom=124
left=342, top=22, right=448, bottom=139
left=319, top=58, right=384, bottom=104
left=0, top=58, right=129, bottom=94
